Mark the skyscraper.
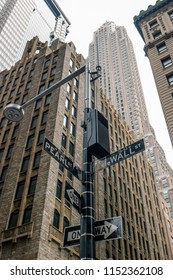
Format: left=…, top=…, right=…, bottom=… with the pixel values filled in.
left=89, top=20, right=173, bottom=236
left=89, top=22, right=150, bottom=139
left=0, top=0, right=70, bottom=72
left=134, top=0, right=173, bottom=147
left=0, top=36, right=173, bottom=259
left=0, top=0, right=35, bottom=71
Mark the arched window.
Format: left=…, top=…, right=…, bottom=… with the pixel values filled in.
left=22, top=206, right=32, bottom=224
left=63, top=216, right=69, bottom=231
left=53, top=209, right=60, bottom=229
left=8, top=210, right=19, bottom=228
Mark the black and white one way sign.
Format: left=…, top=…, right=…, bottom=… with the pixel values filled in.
left=63, top=216, right=122, bottom=247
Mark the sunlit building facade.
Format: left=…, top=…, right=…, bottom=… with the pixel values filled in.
left=134, top=0, right=173, bottom=149
left=134, top=0, right=173, bottom=222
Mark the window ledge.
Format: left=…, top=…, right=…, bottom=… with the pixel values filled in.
left=1, top=222, right=34, bottom=243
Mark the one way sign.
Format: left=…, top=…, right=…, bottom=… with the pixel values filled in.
left=65, top=184, right=81, bottom=212
left=63, top=216, right=122, bottom=247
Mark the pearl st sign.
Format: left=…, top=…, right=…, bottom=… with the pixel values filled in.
left=44, top=137, right=73, bottom=171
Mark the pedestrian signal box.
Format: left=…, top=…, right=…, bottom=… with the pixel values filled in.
left=87, top=109, right=110, bottom=159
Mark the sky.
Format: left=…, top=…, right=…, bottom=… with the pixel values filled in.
left=59, top=0, right=173, bottom=168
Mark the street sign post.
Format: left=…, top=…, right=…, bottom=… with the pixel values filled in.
left=44, top=137, right=82, bottom=180
left=65, top=185, right=81, bottom=212
left=63, top=216, right=122, bottom=248
left=95, top=139, right=145, bottom=172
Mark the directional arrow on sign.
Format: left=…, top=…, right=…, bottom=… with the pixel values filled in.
left=94, top=217, right=122, bottom=241
left=65, top=185, right=81, bottom=212
left=94, top=221, right=118, bottom=239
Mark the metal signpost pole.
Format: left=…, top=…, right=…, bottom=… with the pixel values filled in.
left=80, top=62, right=95, bottom=259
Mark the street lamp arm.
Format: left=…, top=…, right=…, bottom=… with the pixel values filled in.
left=22, top=65, right=86, bottom=109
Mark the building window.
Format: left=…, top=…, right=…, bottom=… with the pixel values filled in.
left=37, top=130, right=45, bottom=145
left=29, top=69, right=34, bottom=78
left=0, top=165, right=8, bottom=182
left=30, top=116, right=38, bottom=129
left=73, top=91, right=78, bottom=102
left=38, top=84, right=45, bottom=94
left=69, top=141, right=74, bottom=156
left=22, top=206, right=32, bottom=224
left=168, top=10, right=173, bottom=20
left=28, top=176, right=37, bottom=195
left=161, top=56, right=172, bottom=68
left=35, top=99, right=42, bottom=110
left=157, top=42, right=167, bottom=53
left=72, top=106, right=77, bottom=117
left=70, top=58, right=74, bottom=68
left=70, top=123, right=76, bottom=136
left=8, top=210, right=19, bottom=228
left=53, top=209, right=60, bottom=228
left=53, top=55, right=58, bottom=64
left=26, top=134, right=34, bottom=150
left=74, top=78, right=78, bottom=88
left=63, top=115, right=68, bottom=128
left=59, top=163, right=64, bottom=173
left=65, top=98, right=70, bottom=110
left=0, top=149, right=4, bottom=161
left=12, top=125, right=19, bottom=139
left=22, top=94, right=28, bottom=104
left=67, top=171, right=72, bottom=181
left=56, top=180, right=62, bottom=200
left=61, top=134, right=67, bottom=148
left=21, top=156, right=30, bottom=173
left=21, top=73, right=26, bottom=82
left=153, top=30, right=162, bottom=40
left=17, top=85, right=23, bottom=95
left=14, top=78, right=19, bottom=86
left=41, top=111, right=48, bottom=125
left=2, top=129, right=10, bottom=143
left=67, top=83, right=71, bottom=94
left=2, top=93, right=7, bottom=102
left=6, top=144, right=14, bottom=159
left=10, top=89, right=15, bottom=98
left=167, top=73, right=173, bottom=86
left=48, top=80, right=54, bottom=88
left=44, top=60, right=50, bottom=68
left=45, top=94, right=51, bottom=106
left=15, top=181, right=25, bottom=199
left=41, top=71, right=48, bottom=81
left=50, top=67, right=56, bottom=76
left=0, top=117, right=6, bottom=128
left=63, top=216, right=69, bottom=231
left=33, top=151, right=41, bottom=169
left=149, top=19, right=158, bottom=29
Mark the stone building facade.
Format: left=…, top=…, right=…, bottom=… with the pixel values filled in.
left=134, top=0, right=173, bottom=147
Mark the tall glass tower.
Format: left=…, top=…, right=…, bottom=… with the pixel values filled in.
left=0, top=0, right=70, bottom=72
